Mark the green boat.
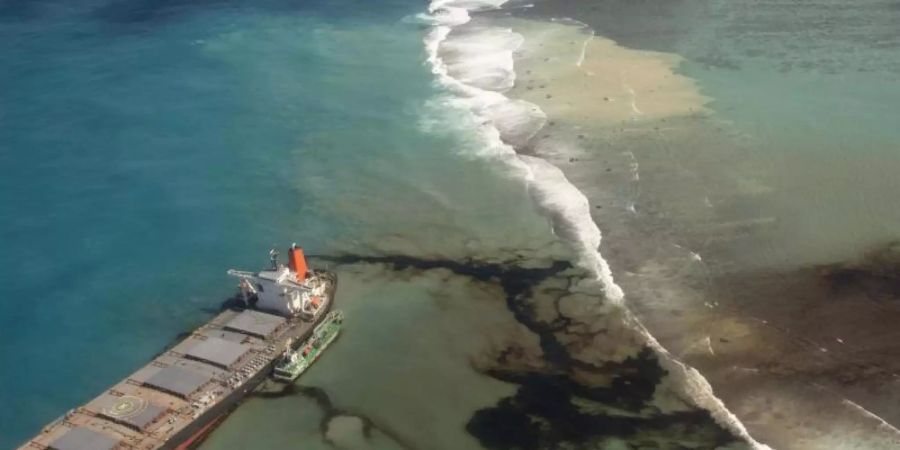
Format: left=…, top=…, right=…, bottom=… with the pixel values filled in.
left=273, top=310, right=344, bottom=382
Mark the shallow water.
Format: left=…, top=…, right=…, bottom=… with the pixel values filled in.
left=500, top=0, right=900, bottom=447
left=0, top=0, right=558, bottom=446
left=7, top=0, right=896, bottom=448
left=6, top=1, right=731, bottom=449
left=203, top=264, right=522, bottom=450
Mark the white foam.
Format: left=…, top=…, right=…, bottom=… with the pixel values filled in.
left=420, top=3, right=771, bottom=448
left=519, top=156, right=625, bottom=302
left=440, top=28, right=523, bottom=91
left=482, top=99, right=547, bottom=146
left=410, top=7, right=471, bottom=27
left=424, top=23, right=544, bottom=148
left=624, top=150, right=640, bottom=182
left=622, top=79, right=644, bottom=116
left=430, top=0, right=509, bottom=13
left=646, top=331, right=774, bottom=450
left=841, top=399, right=900, bottom=436
left=576, top=33, right=592, bottom=67
left=422, top=2, right=622, bottom=300
left=550, top=16, right=591, bottom=29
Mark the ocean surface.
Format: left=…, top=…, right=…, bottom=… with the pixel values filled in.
left=3, top=0, right=900, bottom=449
left=0, top=0, right=555, bottom=445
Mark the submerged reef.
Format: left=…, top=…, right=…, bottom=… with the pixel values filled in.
left=818, top=241, right=900, bottom=301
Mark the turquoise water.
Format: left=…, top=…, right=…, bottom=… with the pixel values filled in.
left=0, top=0, right=555, bottom=446
left=9, top=0, right=898, bottom=447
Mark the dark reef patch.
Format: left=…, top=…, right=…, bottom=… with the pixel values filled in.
left=818, top=241, right=900, bottom=301
left=701, top=241, right=900, bottom=388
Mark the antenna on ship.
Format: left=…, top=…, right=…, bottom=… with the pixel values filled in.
left=269, top=248, right=279, bottom=270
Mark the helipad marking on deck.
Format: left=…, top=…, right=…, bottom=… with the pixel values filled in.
left=104, top=395, right=148, bottom=419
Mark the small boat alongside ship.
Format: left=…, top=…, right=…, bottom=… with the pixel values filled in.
left=20, top=244, right=337, bottom=450
left=273, top=310, right=344, bottom=382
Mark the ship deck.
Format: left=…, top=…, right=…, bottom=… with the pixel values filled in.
left=20, top=307, right=321, bottom=450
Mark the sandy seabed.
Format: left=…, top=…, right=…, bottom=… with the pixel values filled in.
left=498, top=14, right=900, bottom=450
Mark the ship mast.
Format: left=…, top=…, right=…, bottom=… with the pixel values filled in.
left=269, top=248, right=279, bottom=270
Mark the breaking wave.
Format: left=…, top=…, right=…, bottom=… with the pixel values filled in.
left=422, top=0, right=621, bottom=301
left=419, top=1, right=772, bottom=449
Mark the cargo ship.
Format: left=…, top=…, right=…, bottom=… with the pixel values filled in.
left=19, top=244, right=336, bottom=450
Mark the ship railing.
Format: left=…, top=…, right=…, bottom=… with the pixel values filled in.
left=226, top=269, right=256, bottom=278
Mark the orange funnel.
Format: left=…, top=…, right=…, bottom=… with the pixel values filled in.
left=288, top=246, right=308, bottom=282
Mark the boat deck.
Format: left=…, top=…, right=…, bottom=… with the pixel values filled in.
left=20, top=307, right=319, bottom=450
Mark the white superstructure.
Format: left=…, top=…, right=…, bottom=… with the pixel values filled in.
left=227, top=245, right=330, bottom=318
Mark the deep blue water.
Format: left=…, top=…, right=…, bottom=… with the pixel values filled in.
left=0, top=0, right=534, bottom=445
left=9, top=0, right=900, bottom=448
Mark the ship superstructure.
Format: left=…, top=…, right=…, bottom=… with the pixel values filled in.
left=19, top=245, right=336, bottom=450
left=227, top=245, right=330, bottom=319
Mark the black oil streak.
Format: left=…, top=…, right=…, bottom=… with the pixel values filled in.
left=314, top=253, right=744, bottom=449
left=315, top=253, right=576, bottom=367
left=253, top=382, right=418, bottom=450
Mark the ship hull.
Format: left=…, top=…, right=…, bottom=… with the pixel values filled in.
left=162, top=354, right=274, bottom=450
left=161, top=272, right=337, bottom=450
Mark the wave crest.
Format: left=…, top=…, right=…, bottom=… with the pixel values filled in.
left=419, top=4, right=772, bottom=449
